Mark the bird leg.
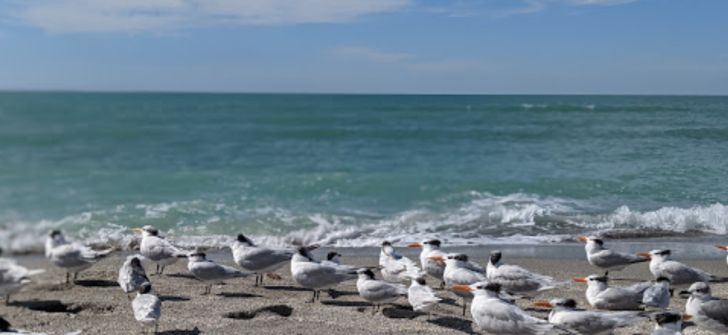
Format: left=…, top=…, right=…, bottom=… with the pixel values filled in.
left=5, top=295, right=9, bottom=305
left=462, top=299, right=467, bottom=316
left=73, top=272, right=79, bottom=283
left=160, top=266, right=165, bottom=275
left=259, top=274, right=264, bottom=286
left=66, top=273, right=70, bottom=284
left=309, top=290, right=316, bottom=303
left=154, top=323, right=158, bottom=334
left=604, top=271, right=609, bottom=277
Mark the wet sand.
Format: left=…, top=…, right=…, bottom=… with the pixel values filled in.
left=1, top=250, right=727, bottom=334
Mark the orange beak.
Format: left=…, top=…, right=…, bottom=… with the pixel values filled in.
left=716, top=245, right=728, bottom=251
left=636, top=252, right=651, bottom=258
left=133, top=228, right=143, bottom=233
left=682, top=314, right=692, bottom=322
left=533, top=301, right=553, bottom=308
left=576, top=236, right=588, bottom=242
left=572, top=277, right=587, bottom=283
left=408, top=243, right=422, bottom=248
left=451, top=285, right=472, bottom=292
left=429, top=256, right=445, bottom=262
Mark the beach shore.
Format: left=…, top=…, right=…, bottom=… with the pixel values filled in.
left=2, top=248, right=727, bottom=334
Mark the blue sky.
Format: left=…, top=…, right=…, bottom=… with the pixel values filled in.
left=0, top=0, right=726, bottom=94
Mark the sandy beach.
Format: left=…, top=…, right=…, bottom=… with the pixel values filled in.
left=2, top=248, right=727, bottom=335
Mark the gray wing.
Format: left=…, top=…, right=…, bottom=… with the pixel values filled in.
left=146, top=238, right=185, bottom=260
left=299, top=263, right=355, bottom=287
left=473, top=300, right=553, bottom=335
left=235, top=247, right=292, bottom=271
left=408, top=285, right=441, bottom=307
left=446, top=268, right=487, bottom=286
left=660, top=261, right=711, bottom=285
left=596, top=288, right=643, bottom=310
left=52, top=245, right=96, bottom=268
left=491, top=265, right=559, bottom=293
left=192, top=261, right=246, bottom=281
left=591, top=249, right=647, bottom=267
left=361, top=280, right=407, bottom=301
left=642, top=285, right=670, bottom=308
left=700, top=299, right=728, bottom=328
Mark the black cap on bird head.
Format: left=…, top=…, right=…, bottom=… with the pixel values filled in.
left=50, top=230, right=62, bottom=238
left=450, top=254, right=469, bottom=262
left=296, top=246, right=314, bottom=261
left=0, top=247, right=3, bottom=257
left=237, top=234, right=252, bottom=244
left=139, top=283, right=153, bottom=294
left=490, top=250, right=502, bottom=264
left=415, top=277, right=426, bottom=286
left=656, top=277, right=670, bottom=283
left=131, top=257, right=143, bottom=267
left=657, top=249, right=671, bottom=256
left=382, top=241, right=392, bottom=247
left=429, top=239, right=441, bottom=247
left=561, top=299, right=578, bottom=309
left=593, top=276, right=608, bottom=284
left=655, top=312, right=681, bottom=325
left=0, top=316, right=10, bottom=332
left=484, top=282, right=502, bottom=293
left=327, top=251, right=341, bottom=261
left=591, top=238, right=604, bottom=246
left=359, top=268, right=376, bottom=279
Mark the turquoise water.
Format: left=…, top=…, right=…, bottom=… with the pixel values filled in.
left=1, top=93, right=727, bottom=251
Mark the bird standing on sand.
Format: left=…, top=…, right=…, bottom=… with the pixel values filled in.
left=643, top=277, right=671, bottom=310
left=355, top=268, right=408, bottom=314
left=133, top=283, right=162, bottom=334
left=572, top=274, right=651, bottom=310
left=118, top=255, right=150, bottom=295
left=408, top=239, right=447, bottom=286
left=45, top=230, right=113, bottom=284
left=290, top=246, right=356, bottom=302
left=379, top=241, right=422, bottom=284
left=452, top=282, right=553, bottom=335
left=0, top=250, right=45, bottom=305
left=134, top=226, right=187, bottom=275
left=486, top=250, right=563, bottom=298
left=533, top=298, right=645, bottom=335
left=408, top=277, right=441, bottom=319
left=685, top=281, right=728, bottom=334
left=231, top=234, right=296, bottom=286
left=578, top=236, right=649, bottom=277
left=431, top=253, right=486, bottom=316
left=651, top=311, right=688, bottom=335
left=638, top=249, right=727, bottom=289
left=187, top=251, right=249, bottom=295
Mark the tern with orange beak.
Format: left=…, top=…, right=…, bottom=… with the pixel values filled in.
left=408, top=239, right=446, bottom=285
left=45, top=230, right=113, bottom=284
left=435, top=253, right=486, bottom=315
left=715, top=245, right=728, bottom=266
left=573, top=274, right=651, bottom=310
left=134, top=226, right=188, bottom=275
left=533, top=298, right=645, bottom=335
left=577, top=236, right=649, bottom=277
left=639, top=249, right=727, bottom=289
left=454, top=282, right=553, bottom=335
left=651, top=311, right=689, bottom=335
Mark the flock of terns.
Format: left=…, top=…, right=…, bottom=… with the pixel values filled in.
left=3, top=227, right=728, bottom=334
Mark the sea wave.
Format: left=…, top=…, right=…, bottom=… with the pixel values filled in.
left=1, top=193, right=727, bottom=253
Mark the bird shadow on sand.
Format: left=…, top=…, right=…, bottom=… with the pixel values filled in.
left=74, top=280, right=119, bottom=288
left=159, top=296, right=191, bottom=302
left=429, top=317, right=475, bottom=334
left=10, top=300, right=83, bottom=314
left=437, top=298, right=460, bottom=307
left=321, top=300, right=371, bottom=308
left=157, top=327, right=202, bottom=335
left=165, top=273, right=198, bottom=280
left=224, top=305, right=294, bottom=320
left=382, top=306, right=421, bottom=319
left=261, top=286, right=311, bottom=292
left=217, top=292, right=262, bottom=299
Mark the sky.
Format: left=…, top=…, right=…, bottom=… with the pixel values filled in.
left=0, top=0, right=726, bottom=95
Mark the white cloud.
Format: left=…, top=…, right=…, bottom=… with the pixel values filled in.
left=5, top=0, right=412, bottom=33
left=331, top=47, right=414, bottom=63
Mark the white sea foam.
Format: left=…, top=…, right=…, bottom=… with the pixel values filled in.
left=2, top=196, right=728, bottom=253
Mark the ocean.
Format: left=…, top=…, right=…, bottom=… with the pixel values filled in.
left=1, top=93, right=727, bottom=252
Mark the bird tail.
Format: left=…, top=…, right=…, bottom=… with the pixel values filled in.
left=709, top=275, right=728, bottom=283
left=25, top=269, right=46, bottom=277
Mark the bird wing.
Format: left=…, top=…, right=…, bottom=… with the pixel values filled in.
left=473, top=299, right=552, bottom=335
left=192, top=261, right=246, bottom=281
left=447, top=268, right=487, bottom=285
left=642, top=285, right=670, bottom=308
left=361, top=280, right=407, bottom=301
left=408, top=284, right=441, bottom=307
left=298, top=262, right=355, bottom=287
left=591, top=249, right=647, bottom=267
left=625, top=281, right=653, bottom=294
left=133, top=295, right=161, bottom=321
left=659, top=260, right=711, bottom=285
left=595, top=288, right=643, bottom=309
left=700, top=299, right=728, bottom=327
left=234, top=247, right=292, bottom=271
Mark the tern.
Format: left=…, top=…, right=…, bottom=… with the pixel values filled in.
left=714, top=245, right=728, bottom=266
left=486, top=250, right=563, bottom=298
left=431, top=253, right=486, bottom=315
left=133, top=283, right=161, bottom=334
left=379, top=241, right=422, bottom=284
left=572, top=274, right=651, bottom=310
left=651, top=311, right=689, bottom=335
left=45, top=230, right=113, bottom=284
left=685, top=281, right=728, bottom=334
left=533, top=298, right=645, bottom=335
left=578, top=236, right=649, bottom=277
left=0, top=316, right=81, bottom=335
left=408, top=239, right=447, bottom=286
left=0, top=252, right=45, bottom=304
left=231, top=234, right=296, bottom=286
left=452, top=282, right=553, bottom=335
left=356, top=268, right=407, bottom=313
left=134, top=226, right=187, bottom=275
left=118, top=255, right=150, bottom=295
left=643, top=277, right=671, bottom=310
left=638, top=249, right=727, bottom=288
left=187, top=251, right=249, bottom=295
left=290, top=246, right=357, bottom=302
left=408, top=277, right=441, bottom=319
